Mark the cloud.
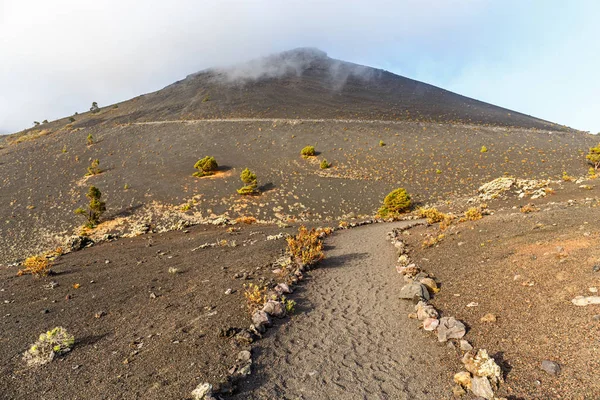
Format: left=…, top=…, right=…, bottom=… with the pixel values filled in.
left=0, top=0, right=598, bottom=133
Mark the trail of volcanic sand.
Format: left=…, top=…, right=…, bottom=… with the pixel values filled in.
left=233, top=221, right=454, bottom=399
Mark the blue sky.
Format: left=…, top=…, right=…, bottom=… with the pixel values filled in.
left=1, top=0, right=598, bottom=134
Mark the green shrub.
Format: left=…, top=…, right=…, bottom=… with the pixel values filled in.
left=320, top=159, right=331, bottom=169
left=23, top=327, right=74, bottom=367
left=480, top=146, right=488, bottom=153
left=75, top=185, right=106, bottom=228
left=237, top=168, right=258, bottom=195
left=42, top=120, right=48, bottom=124
left=90, top=102, right=100, bottom=113
left=587, top=144, right=600, bottom=171
left=379, top=140, right=386, bottom=147
left=68, top=117, right=76, bottom=123
left=87, top=134, right=94, bottom=145
left=301, top=146, right=316, bottom=158
left=377, top=188, right=412, bottom=219
left=193, top=156, right=218, bottom=177
left=86, top=159, right=101, bottom=176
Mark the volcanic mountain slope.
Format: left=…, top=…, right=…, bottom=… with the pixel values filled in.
left=0, top=48, right=596, bottom=265
left=3, top=48, right=566, bottom=134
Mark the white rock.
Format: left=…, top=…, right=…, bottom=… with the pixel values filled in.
left=191, top=383, right=213, bottom=400
left=470, top=376, right=494, bottom=399
left=572, top=295, right=600, bottom=306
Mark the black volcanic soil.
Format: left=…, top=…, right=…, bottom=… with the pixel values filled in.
left=0, top=223, right=291, bottom=399
left=0, top=119, right=596, bottom=264
left=403, top=180, right=600, bottom=399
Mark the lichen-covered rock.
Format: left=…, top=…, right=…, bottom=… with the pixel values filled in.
left=415, top=302, right=439, bottom=320
left=191, top=383, right=213, bottom=400
left=397, top=254, right=410, bottom=267
left=399, top=282, right=430, bottom=301
left=461, top=349, right=502, bottom=384
left=453, top=371, right=472, bottom=388
left=437, top=317, right=466, bottom=342
left=419, top=277, right=439, bottom=294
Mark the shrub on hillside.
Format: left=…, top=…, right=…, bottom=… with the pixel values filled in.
left=87, top=134, right=94, bottom=146
left=320, top=159, right=331, bottom=169
left=377, top=188, right=412, bottom=219
left=301, top=146, right=316, bottom=158
left=17, top=255, right=51, bottom=277
left=480, top=146, right=488, bottom=153
left=464, top=207, right=483, bottom=221
left=587, top=144, right=600, bottom=171
left=75, top=186, right=106, bottom=228
left=417, top=207, right=452, bottom=225
left=286, top=225, right=325, bottom=266
left=86, top=159, right=101, bottom=176
left=237, top=168, right=258, bottom=195
left=90, top=102, right=100, bottom=113
left=193, top=156, right=218, bottom=177
left=23, top=327, right=74, bottom=367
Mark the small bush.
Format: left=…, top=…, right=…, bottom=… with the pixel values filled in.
left=75, top=185, right=106, bottom=228
left=377, top=188, right=412, bottom=219
left=520, top=204, right=539, bottom=213
left=68, top=117, right=76, bottom=123
left=236, top=216, right=257, bottom=224
left=301, top=146, right=316, bottom=158
left=422, top=234, right=445, bottom=248
left=480, top=146, right=488, bottom=153
left=282, top=296, right=296, bottom=314
left=562, top=171, right=574, bottom=182
left=87, top=134, right=94, bottom=145
left=193, top=156, right=218, bottom=177
left=17, top=255, right=51, bottom=277
left=464, top=207, right=483, bottom=221
left=243, top=283, right=266, bottom=312
left=86, top=159, right=101, bottom=176
left=587, top=144, right=600, bottom=171
left=320, top=159, right=331, bottom=169
left=90, top=102, right=100, bottom=113
left=417, top=207, right=448, bottom=224
left=42, top=120, right=48, bottom=124
left=237, top=168, right=258, bottom=195
left=23, top=327, right=74, bottom=367
left=379, top=140, right=386, bottom=147
left=286, top=226, right=324, bottom=266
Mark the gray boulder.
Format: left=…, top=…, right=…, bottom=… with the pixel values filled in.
left=399, top=282, right=430, bottom=301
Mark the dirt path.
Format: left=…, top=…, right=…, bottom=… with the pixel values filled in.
left=233, top=221, right=454, bottom=399
left=131, top=117, right=547, bottom=133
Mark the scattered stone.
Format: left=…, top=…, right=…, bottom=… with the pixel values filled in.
left=94, top=311, right=106, bottom=319
left=420, top=277, right=439, bottom=294
left=237, top=350, right=251, bottom=363
left=541, top=360, right=561, bottom=375
left=44, top=281, right=59, bottom=289
left=149, top=292, right=157, bottom=299
left=466, top=302, right=479, bottom=307
left=41, top=309, right=49, bottom=314
left=233, top=329, right=255, bottom=345
left=237, top=363, right=251, bottom=376
left=191, top=383, right=213, bottom=400
left=437, top=317, right=466, bottom=342
left=571, top=295, right=600, bottom=306
left=470, top=376, right=494, bottom=399
left=423, top=318, right=439, bottom=331
left=452, top=384, right=467, bottom=397
left=480, top=313, right=497, bottom=323
left=274, top=283, right=292, bottom=295
left=461, top=349, right=502, bottom=383
left=460, top=340, right=473, bottom=351
left=593, top=265, right=600, bottom=273
left=262, top=300, right=286, bottom=318
left=397, top=254, right=410, bottom=267
left=252, top=310, right=272, bottom=332
left=454, top=371, right=472, bottom=388
left=416, top=302, right=439, bottom=320
left=397, top=264, right=419, bottom=277
left=399, top=282, right=430, bottom=301
left=224, top=288, right=233, bottom=295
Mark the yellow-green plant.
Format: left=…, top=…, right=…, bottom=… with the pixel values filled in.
left=237, top=168, right=258, bottom=195
left=75, top=186, right=106, bottom=228
left=193, top=156, right=218, bottom=177
left=23, top=327, right=75, bottom=367
left=87, top=133, right=94, bottom=145
left=17, top=255, right=51, bottom=277
left=86, top=159, right=101, bottom=176
left=480, top=146, right=488, bottom=153
left=301, top=146, right=316, bottom=158
left=286, top=226, right=324, bottom=266
left=377, top=188, right=412, bottom=219
left=320, top=159, right=331, bottom=169
left=587, top=144, right=600, bottom=171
